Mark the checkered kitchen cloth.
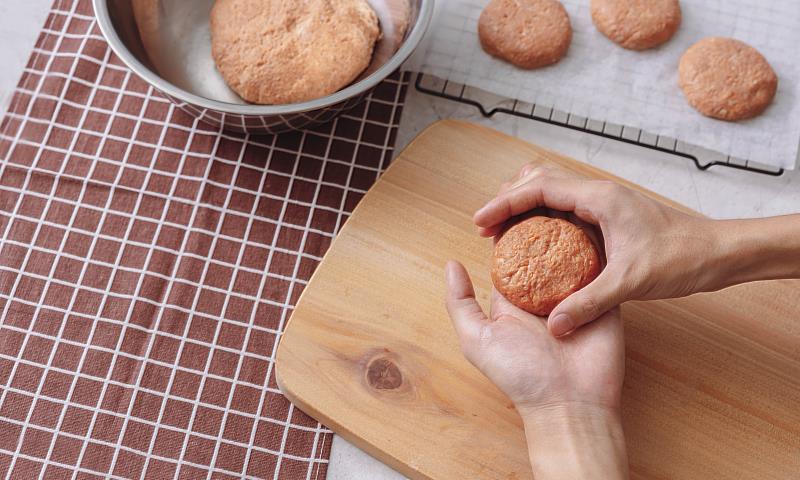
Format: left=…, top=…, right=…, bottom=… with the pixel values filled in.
left=0, top=0, right=410, bottom=478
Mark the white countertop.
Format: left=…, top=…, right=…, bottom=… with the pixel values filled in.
left=2, top=4, right=798, bottom=480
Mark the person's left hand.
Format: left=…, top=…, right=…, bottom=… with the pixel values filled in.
left=444, top=261, right=624, bottom=415
left=443, top=164, right=629, bottom=479
left=445, top=261, right=629, bottom=479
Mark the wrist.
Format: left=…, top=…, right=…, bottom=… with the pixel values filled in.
left=702, top=218, right=742, bottom=291
left=521, top=403, right=628, bottom=480
left=519, top=401, right=619, bottom=428
left=709, top=216, right=800, bottom=288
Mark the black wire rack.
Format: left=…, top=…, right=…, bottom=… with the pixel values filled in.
left=414, top=73, right=785, bottom=177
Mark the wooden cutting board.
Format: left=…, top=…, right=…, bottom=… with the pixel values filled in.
left=275, top=120, right=800, bottom=479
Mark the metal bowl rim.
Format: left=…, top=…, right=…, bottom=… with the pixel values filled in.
left=92, top=0, right=433, bottom=115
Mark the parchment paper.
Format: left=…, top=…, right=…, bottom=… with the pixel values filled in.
left=406, top=0, right=800, bottom=169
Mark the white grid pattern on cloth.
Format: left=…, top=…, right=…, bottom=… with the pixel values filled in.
left=199, top=132, right=280, bottom=480
left=0, top=0, right=409, bottom=478
left=72, top=63, right=195, bottom=480
left=0, top=0, right=86, bottom=419
left=9, top=28, right=122, bottom=480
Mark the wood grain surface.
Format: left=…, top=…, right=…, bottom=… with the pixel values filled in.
left=275, top=120, right=800, bottom=480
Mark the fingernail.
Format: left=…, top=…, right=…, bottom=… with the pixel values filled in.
left=549, top=313, right=574, bottom=337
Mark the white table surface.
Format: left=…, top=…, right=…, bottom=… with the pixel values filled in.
left=2, top=3, right=799, bottom=480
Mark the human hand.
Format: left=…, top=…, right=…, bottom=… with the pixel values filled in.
left=475, top=164, right=723, bottom=336
left=445, top=261, right=628, bottom=479
left=444, top=261, right=624, bottom=414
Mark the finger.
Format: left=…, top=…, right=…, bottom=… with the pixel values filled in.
left=511, top=164, right=581, bottom=190
left=478, top=225, right=503, bottom=238
left=547, top=208, right=569, bottom=220
left=490, top=288, right=548, bottom=327
left=509, top=165, right=550, bottom=190
left=478, top=166, right=560, bottom=238
left=445, top=261, right=489, bottom=349
left=474, top=176, right=597, bottom=230
left=491, top=166, right=537, bottom=204
left=518, top=163, right=537, bottom=179
left=567, top=212, right=606, bottom=264
left=482, top=212, right=565, bottom=239
left=512, top=163, right=547, bottom=188
left=547, top=267, right=629, bottom=337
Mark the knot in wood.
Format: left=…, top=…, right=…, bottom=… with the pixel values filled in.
left=366, top=357, right=403, bottom=390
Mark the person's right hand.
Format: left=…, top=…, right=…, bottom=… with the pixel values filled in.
left=475, top=165, right=727, bottom=336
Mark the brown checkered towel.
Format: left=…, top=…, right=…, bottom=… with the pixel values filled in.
left=0, top=0, right=409, bottom=478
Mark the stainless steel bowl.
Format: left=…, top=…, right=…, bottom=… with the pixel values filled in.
left=93, top=0, right=432, bottom=133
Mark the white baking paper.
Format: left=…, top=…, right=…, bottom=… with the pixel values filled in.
left=405, top=0, right=800, bottom=169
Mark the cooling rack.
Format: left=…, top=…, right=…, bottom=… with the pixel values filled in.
left=414, top=73, right=785, bottom=177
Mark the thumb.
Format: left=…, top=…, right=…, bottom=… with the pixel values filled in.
left=547, top=267, right=629, bottom=337
left=444, top=261, right=489, bottom=358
